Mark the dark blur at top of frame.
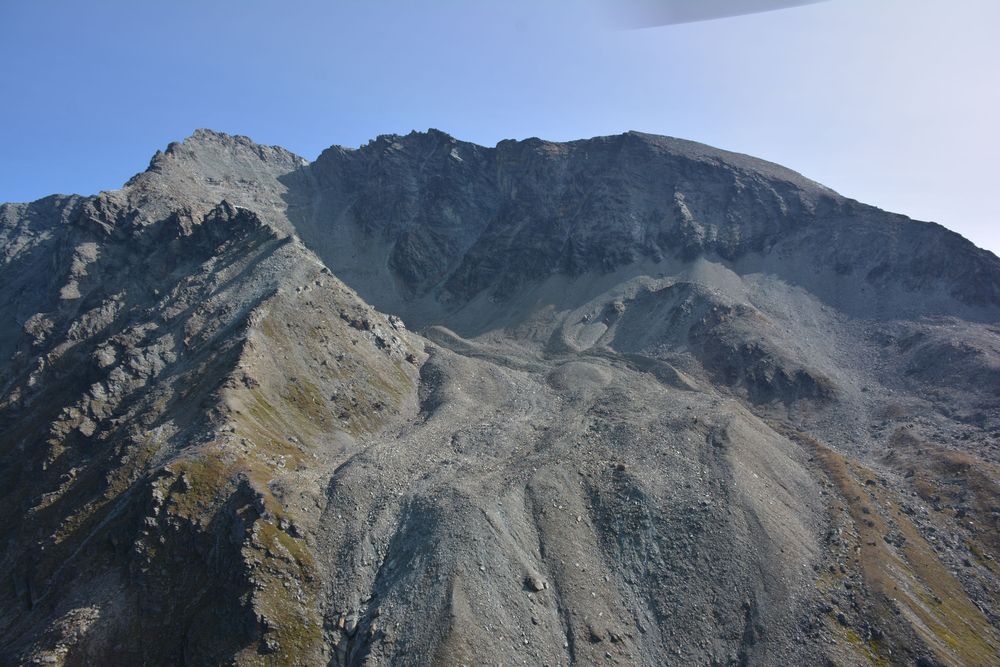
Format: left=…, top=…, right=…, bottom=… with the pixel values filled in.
left=611, top=0, right=832, bottom=27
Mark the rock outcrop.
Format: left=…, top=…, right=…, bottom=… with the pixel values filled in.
left=1, top=129, right=998, bottom=666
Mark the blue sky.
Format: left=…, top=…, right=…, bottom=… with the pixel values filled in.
left=1, top=0, right=997, bottom=254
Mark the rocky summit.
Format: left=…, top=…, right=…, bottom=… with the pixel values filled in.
left=1, top=128, right=998, bottom=666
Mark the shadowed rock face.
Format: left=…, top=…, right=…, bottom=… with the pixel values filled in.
left=286, top=130, right=999, bottom=325
left=1, top=129, right=998, bottom=666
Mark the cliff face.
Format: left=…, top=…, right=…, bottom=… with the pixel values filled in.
left=290, top=129, right=999, bottom=322
left=1, top=129, right=998, bottom=666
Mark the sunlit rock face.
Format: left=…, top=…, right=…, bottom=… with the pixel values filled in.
left=1, top=129, right=998, bottom=666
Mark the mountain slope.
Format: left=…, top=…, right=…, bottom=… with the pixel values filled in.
left=1, top=129, right=998, bottom=666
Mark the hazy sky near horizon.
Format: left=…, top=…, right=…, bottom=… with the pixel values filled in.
left=1, top=1, right=997, bottom=254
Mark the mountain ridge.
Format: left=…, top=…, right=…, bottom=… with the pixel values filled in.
left=8, top=128, right=998, bottom=274
left=1, top=129, right=998, bottom=666
left=10, top=127, right=998, bottom=262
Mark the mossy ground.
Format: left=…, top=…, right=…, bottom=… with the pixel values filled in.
left=165, top=445, right=325, bottom=666
left=160, top=289, right=418, bottom=665
left=779, top=425, right=1000, bottom=666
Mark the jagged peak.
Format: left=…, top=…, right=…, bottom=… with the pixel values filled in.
left=357, top=127, right=461, bottom=151
left=177, top=127, right=302, bottom=157
left=140, top=128, right=306, bottom=180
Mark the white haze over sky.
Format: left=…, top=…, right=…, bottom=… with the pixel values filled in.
left=1, top=0, right=997, bottom=255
